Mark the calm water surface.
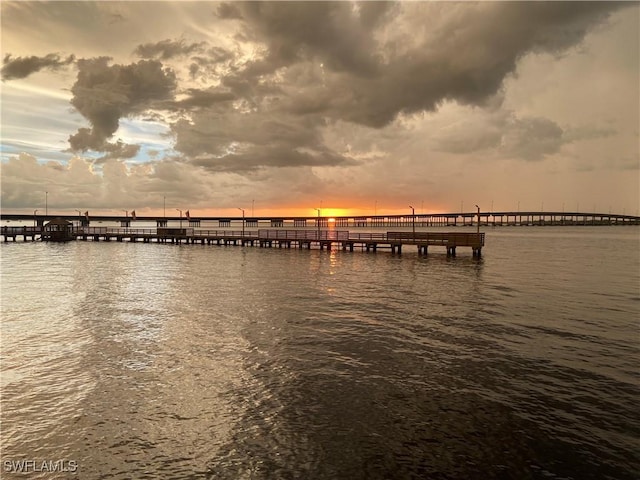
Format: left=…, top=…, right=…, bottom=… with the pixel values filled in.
left=1, top=227, right=639, bottom=479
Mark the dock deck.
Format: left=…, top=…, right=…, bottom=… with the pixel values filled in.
left=1, top=226, right=485, bottom=256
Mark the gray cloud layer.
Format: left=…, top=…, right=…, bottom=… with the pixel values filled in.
left=168, top=2, right=624, bottom=170
left=134, top=39, right=205, bottom=60
left=1, top=2, right=629, bottom=170
left=218, top=2, right=621, bottom=127
left=1, top=53, right=75, bottom=80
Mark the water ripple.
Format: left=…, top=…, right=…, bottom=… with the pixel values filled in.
left=1, top=229, right=639, bottom=479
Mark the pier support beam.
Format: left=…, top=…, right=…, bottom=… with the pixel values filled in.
left=342, top=242, right=355, bottom=252
left=319, top=241, right=332, bottom=251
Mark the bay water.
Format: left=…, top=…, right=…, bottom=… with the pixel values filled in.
left=1, top=226, right=638, bottom=479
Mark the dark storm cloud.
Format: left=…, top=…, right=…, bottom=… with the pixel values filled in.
left=349, top=2, right=624, bottom=127
left=104, top=141, right=140, bottom=157
left=221, top=2, right=625, bottom=128
left=215, top=2, right=243, bottom=20
left=68, top=127, right=107, bottom=152
left=191, top=144, right=354, bottom=173
left=237, top=2, right=386, bottom=76
left=433, top=113, right=567, bottom=161
left=1, top=53, right=75, bottom=80
left=67, top=128, right=141, bottom=160
left=501, top=117, right=565, bottom=161
left=68, top=57, right=177, bottom=151
left=25, top=2, right=626, bottom=172
left=96, top=141, right=141, bottom=162
left=164, top=2, right=627, bottom=171
left=171, top=110, right=321, bottom=159
left=134, top=39, right=205, bottom=60
left=169, top=104, right=351, bottom=170
left=188, top=48, right=235, bottom=79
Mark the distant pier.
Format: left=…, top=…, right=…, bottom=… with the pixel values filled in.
left=1, top=226, right=485, bottom=257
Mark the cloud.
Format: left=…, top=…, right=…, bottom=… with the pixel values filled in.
left=3, top=1, right=634, bottom=213
left=1, top=53, right=75, bottom=80
left=0, top=153, right=100, bottom=209
left=97, top=140, right=141, bottom=162
left=432, top=107, right=566, bottom=161
left=134, top=38, right=205, bottom=60
left=500, top=116, right=564, bottom=161
left=562, top=125, right=617, bottom=143
left=8, top=2, right=625, bottom=175
left=190, top=144, right=355, bottom=173
left=0, top=152, right=217, bottom=211
left=169, top=97, right=356, bottom=172
left=236, top=2, right=389, bottom=76
left=215, top=3, right=243, bottom=20
left=163, top=1, right=626, bottom=175
left=68, top=57, right=177, bottom=152
left=67, top=128, right=141, bottom=161
left=218, top=2, right=625, bottom=129
left=166, top=88, right=236, bottom=110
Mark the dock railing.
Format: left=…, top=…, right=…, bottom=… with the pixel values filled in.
left=191, top=229, right=257, bottom=238
left=346, top=233, right=388, bottom=241
left=258, top=229, right=349, bottom=241
left=386, top=231, right=485, bottom=247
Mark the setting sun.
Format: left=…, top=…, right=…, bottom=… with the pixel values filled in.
left=317, top=208, right=351, bottom=218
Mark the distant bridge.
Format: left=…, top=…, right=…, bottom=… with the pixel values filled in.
left=1, top=211, right=638, bottom=228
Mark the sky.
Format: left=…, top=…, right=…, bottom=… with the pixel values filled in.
left=1, top=1, right=638, bottom=218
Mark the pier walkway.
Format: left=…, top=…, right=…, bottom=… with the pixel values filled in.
left=1, top=227, right=485, bottom=256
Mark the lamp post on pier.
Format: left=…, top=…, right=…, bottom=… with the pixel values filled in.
left=475, top=205, right=480, bottom=235
left=238, top=208, right=245, bottom=237
left=314, top=208, right=321, bottom=239
left=45, top=191, right=48, bottom=216
left=176, top=209, right=182, bottom=229
left=409, top=205, right=415, bottom=240
left=33, top=209, right=38, bottom=227
left=75, top=209, right=82, bottom=229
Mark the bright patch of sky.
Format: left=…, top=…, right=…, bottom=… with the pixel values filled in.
left=114, top=118, right=174, bottom=164
left=0, top=81, right=82, bottom=163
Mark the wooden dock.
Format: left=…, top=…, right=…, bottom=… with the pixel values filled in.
left=1, top=226, right=485, bottom=257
